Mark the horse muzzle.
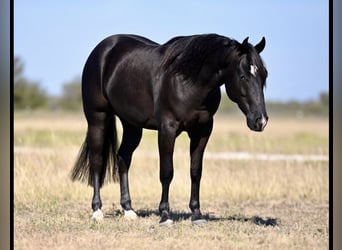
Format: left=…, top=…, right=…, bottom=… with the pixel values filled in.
left=247, top=114, right=268, bottom=132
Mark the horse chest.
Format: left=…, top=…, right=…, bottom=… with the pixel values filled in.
left=170, top=87, right=221, bottom=129
left=177, top=109, right=212, bottom=130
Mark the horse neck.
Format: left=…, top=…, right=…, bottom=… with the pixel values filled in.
left=218, top=43, right=241, bottom=84
left=196, top=43, right=239, bottom=91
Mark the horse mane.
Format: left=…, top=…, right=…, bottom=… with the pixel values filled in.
left=160, top=34, right=234, bottom=81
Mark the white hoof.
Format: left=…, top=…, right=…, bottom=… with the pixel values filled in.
left=159, top=219, right=174, bottom=226
left=191, top=218, right=207, bottom=225
left=91, top=209, right=104, bottom=221
left=124, top=210, right=138, bottom=220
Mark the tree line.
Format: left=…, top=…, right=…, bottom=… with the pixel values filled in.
left=14, top=56, right=82, bottom=111
left=14, top=56, right=329, bottom=117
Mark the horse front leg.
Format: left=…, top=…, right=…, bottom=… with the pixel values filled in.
left=158, top=120, right=177, bottom=225
left=188, top=119, right=213, bottom=224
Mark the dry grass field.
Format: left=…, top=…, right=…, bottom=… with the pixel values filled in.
left=14, top=111, right=329, bottom=249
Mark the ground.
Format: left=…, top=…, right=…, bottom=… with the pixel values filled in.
left=14, top=111, right=329, bottom=249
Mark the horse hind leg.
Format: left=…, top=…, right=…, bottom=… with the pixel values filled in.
left=117, top=121, right=142, bottom=220
left=87, top=111, right=117, bottom=221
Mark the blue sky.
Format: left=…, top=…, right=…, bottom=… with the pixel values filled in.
left=14, top=0, right=329, bottom=102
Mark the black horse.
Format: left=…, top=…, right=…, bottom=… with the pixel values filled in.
left=71, top=33, right=268, bottom=225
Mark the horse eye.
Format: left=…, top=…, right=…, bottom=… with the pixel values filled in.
left=240, top=75, right=245, bottom=80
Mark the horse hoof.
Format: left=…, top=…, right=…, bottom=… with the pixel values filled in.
left=159, top=219, right=174, bottom=226
left=91, top=209, right=104, bottom=221
left=191, top=218, right=207, bottom=225
left=124, top=210, right=138, bottom=220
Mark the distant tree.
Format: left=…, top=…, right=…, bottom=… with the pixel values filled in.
left=59, top=77, right=82, bottom=110
left=14, top=56, right=48, bottom=109
left=319, top=91, right=329, bottom=106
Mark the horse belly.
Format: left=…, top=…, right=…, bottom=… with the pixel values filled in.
left=106, top=76, right=157, bottom=129
left=118, top=103, right=157, bottom=129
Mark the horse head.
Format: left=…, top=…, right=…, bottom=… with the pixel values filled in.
left=224, top=37, right=268, bottom=132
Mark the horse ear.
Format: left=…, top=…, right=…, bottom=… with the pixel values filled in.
left=242, top=37, right=249, bottom=46
left=239, top=37, right=250, bottom=53
left=255, top=37, right=266, bottom=53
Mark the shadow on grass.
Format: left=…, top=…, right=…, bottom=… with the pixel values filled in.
left=222, top=214, right=279, bottom=227
left=106, top=209, right=279, bottom=227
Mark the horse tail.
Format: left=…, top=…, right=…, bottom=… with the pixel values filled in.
left=70, top=116, right=119, bottom=186
left=103, top=116, right=119, bottom=184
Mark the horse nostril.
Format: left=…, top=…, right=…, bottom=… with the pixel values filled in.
left=255, top=116, right=267, bottom=131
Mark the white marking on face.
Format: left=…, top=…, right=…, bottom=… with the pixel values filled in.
left=250, top=64, right=258, bottom=77
left=260, top=115, right=268, bottom=131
